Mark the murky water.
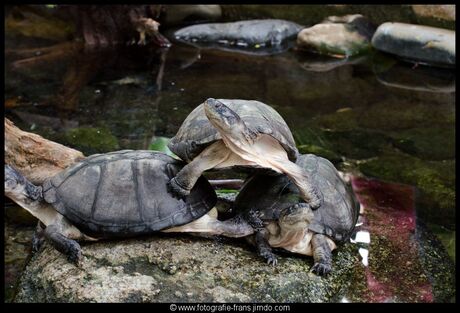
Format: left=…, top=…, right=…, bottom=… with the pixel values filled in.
left=4, top=31, right=455, bottom=302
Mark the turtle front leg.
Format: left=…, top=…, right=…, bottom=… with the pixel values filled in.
left=168, top=141, right=230, bottom=199
left=254, top=229, right=278, bottom=266
left=246, top=209, right=278, bottom=266
left=44, top=224, right=82, bottom=265
left=311, top=234, right=332, bottom=276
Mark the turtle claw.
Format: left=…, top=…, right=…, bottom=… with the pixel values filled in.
left=310, top=262, right=332, bottom=276
left=66, top=241, right=82, bottom=266
left=167, top=177, right=190, bottom=199
left=261, top=251, right=278, bottom=267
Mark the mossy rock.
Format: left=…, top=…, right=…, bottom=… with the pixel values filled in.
left=358, top=100, right=454, bottom=131
left=62, top=127, right=119, bottom=155
left=14, top=235, right=360, bottom=302
left=389, top=127, right=455, bottom=161
left=297, top=144, right=341, bottom=164
left=310, top=108, right=360, bottom=132
left=426, top=223, right=455, bottom=263
left=323, top=130, right=391, bottom=160
left=358, top=151, right=455, bottom=227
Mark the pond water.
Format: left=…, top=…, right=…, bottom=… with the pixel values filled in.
left=4, top=32, right=455, bottom=302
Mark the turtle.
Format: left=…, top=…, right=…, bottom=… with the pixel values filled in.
left=187, top=153, right=359, bottom=275
left=4, top=150, right=217, bottom=264
left=167, top=98, right=322, bottom=209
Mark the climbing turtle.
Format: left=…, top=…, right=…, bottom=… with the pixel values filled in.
left=4, top=150, right=216, bottom=263
left=214, top=154, right=360, bottom=275
left=167, top=98, right=322, bottom=208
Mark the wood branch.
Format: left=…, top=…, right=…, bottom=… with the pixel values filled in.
left=209, top=179, right=244, bottom=190
left=4, top=117, right=85, bottom=185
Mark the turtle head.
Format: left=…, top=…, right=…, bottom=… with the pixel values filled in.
left=5, top=164, right=42, bottom=203
left=204, top=98, right=258, bottom=144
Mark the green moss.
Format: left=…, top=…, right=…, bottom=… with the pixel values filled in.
left=149, top=136, right=176, bottom=157
left=311, top=109, right=360, bottom=132
left=427, top=224, right=455, bottom=263
left=62, top=127, right=119, bottom=155
left=389, top=127, right=455, bottom=161
left=298, top=144, right=341, bottom=163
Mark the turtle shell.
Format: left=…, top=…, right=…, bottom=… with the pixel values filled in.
left=234, top=154, right=359, bottom=243
left=168, top=99, right=298, bottom=163
left=42, top=150, right=216, bottom=238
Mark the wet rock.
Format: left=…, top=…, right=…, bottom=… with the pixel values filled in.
left=162, top=5, right=222, bottom=26
left=350, top=176, right=456, bottom=302
left=297, top=14, right=375, bottom=57
left=390, top=127, right=455, bottom=161
left=358, top=151, right=455, bottom=228
left=174, top=19, right=303, bottom=54
left=415, top=221, right=456, bottom=302
left=371, top=22, right=455, bottom=67
left=14, top=234, right=360, bottom=303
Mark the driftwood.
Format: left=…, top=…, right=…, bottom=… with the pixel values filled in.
left=4, top=118, right=84, bottom=185
left=5, top=117, right=243, bottom=190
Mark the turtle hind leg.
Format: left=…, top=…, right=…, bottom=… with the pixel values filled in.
left=31, top=221, right=46, bottom=253
left=311, top=234, right=332, bottom=276
left=44, top=224, right=82, bottom=265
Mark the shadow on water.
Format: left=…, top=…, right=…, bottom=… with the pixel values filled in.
left=4, top=31, right=455, bottom=302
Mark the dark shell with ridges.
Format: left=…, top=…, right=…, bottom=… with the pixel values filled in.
left=234, top=154, right=359, bottom=242
left=168, top=99, right=298, bottom=163
left=42, top=150, right=216, bottom=237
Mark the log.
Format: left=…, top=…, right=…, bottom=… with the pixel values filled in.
left=4, top=117, right=85, bottom=185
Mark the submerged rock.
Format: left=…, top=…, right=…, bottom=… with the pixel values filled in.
left=174, top=19, right=303, bottom=55
left=14, top=234, right=359, bottom=303
left=296, top=14, right=375, bottom=57
left=374, top=60, right=456, bottom=93
left=371, top=22, right=455, bottom=67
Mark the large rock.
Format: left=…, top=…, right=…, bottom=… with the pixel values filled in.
left=173, top=19, right=303, bottom=54
left=412, top=5, right=455, bottom=22
left=371, top=22, right=455, bottom=67
left=297, top=14, right=375, bottom=57
left=14, top=234, right=359, bottom=303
